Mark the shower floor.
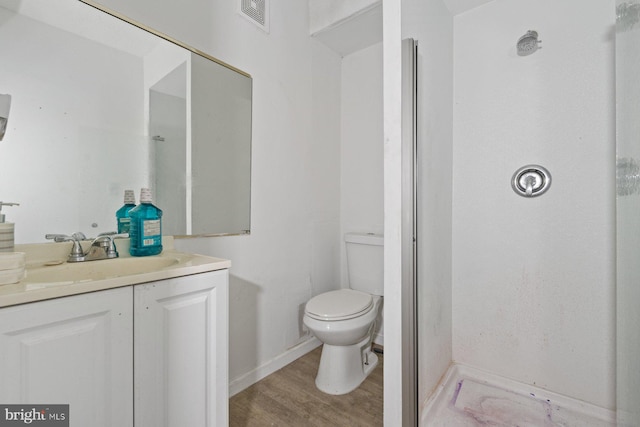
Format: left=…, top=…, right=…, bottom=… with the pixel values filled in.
left=421, top=364, right=615, bottom=426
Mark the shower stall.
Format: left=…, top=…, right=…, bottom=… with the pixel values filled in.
left=384, top=0, right=639, bottom=424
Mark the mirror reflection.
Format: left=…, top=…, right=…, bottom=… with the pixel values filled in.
left=0, top=0, right=252, bottom=243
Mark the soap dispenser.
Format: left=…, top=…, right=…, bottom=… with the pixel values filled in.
left=0, top=201, right=19, bottom=252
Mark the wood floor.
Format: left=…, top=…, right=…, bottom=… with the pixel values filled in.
left=230, top=345, right=383, bottom=426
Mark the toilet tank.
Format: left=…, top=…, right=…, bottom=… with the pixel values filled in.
left=345, top=232, right=384, bottom=296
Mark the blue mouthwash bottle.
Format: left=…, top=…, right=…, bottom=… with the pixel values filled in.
left=116, top=189, right=136, bottom=234
left=129, top=188, right=163, bottom=256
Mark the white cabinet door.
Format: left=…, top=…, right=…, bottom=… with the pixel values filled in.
left=0, top=286, right=134, bottom=427
left=134, top=270, right=228, bottom=427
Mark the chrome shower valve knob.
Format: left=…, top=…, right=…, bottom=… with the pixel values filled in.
left=512, top=165, right=552, bottom=197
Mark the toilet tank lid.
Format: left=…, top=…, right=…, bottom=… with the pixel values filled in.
left=344, top=232, right=383, bottom=246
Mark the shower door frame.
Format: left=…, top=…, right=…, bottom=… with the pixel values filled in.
left=401, top=37, right=418, bottom=427
left=615, top=2, right=640, bottom=424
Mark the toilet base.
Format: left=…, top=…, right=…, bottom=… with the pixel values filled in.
left=315, top=335, right=379, bottom=395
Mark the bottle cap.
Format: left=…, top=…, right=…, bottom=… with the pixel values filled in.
left=140, top=188, right=153, bottom=203
left=124, top=190, right=136, bottom=204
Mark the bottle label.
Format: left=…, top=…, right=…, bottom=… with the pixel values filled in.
left=118, top=217, right=131, bottom=234
left=142, top=219, right=161, bottom=247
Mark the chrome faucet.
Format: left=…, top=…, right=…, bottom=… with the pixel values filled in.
left=45, top=232, right=128, bottom=263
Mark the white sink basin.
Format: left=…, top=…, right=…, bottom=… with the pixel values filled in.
left=25, top=256, right=180, bottom=284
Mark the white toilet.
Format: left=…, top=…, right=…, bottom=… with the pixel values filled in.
left=303, top=232, right=383, bottom=395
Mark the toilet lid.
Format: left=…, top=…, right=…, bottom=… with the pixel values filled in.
left=305, top=289, right=373, bottom=321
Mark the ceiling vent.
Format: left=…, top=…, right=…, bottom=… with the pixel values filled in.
left=239, top=0, right=270, bottom=33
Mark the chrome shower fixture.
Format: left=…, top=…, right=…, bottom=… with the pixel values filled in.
left=617, top=157, right=640, bottom=196
left=517, top=30, right=541, bottom=56
left=0, top=94, right=11, bottom=141
left=617, top=2, right=640, bottom=32
left=512, top=165, right=552, bottom=198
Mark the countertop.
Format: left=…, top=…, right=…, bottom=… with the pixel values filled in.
left=0, top=236, right=230, bottom=308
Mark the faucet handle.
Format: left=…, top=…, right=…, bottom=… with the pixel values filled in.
left=95, top=232, right=129, bottom=245
left=45, top=232, right=86, bottom=242
left=93, top=233, right=129, bottom=243
left=72, top=231, right=87, bottom=241
left=97, top=231, right=116, bottom=237
left=97, top=231, right=129, bottom=239
left=45, top=233, right=71, bottom=242
left=92, top=233, right=129, bottom=258
left=45, top=233, right=85, bottom=262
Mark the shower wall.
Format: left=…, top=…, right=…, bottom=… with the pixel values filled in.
left=452, top=0, right=615, bottom=409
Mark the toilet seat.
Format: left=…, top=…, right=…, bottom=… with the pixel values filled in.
left=305, top=289, right=373, bottom=321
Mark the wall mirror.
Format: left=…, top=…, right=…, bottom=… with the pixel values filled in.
left=0, top=0, right=252, bottom=243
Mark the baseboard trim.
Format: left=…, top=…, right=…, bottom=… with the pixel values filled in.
left=229, top=337, right=322, bottom=397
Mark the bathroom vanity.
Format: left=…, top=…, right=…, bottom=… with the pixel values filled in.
left=0, top=238, right=229, bottom=427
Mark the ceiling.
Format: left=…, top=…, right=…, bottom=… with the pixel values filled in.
left=310, top=0, right=496, bottom=57
left=0, top=0, right=159, bottom=57
left=311, top=3, right=382, bottom=57
left=443, top=0, right=495, bottom=16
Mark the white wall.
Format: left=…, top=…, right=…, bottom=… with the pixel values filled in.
left=340, top=43, right=384, bottom=272
left=401, top=0, right=455, bottom=408
left=382, top=0, right=405, bottom=423
left=452, top=0, right=615, bottom=409
left=340, top=42, right=384, bottom=343
left=96, top=0, right=344, bottom=392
